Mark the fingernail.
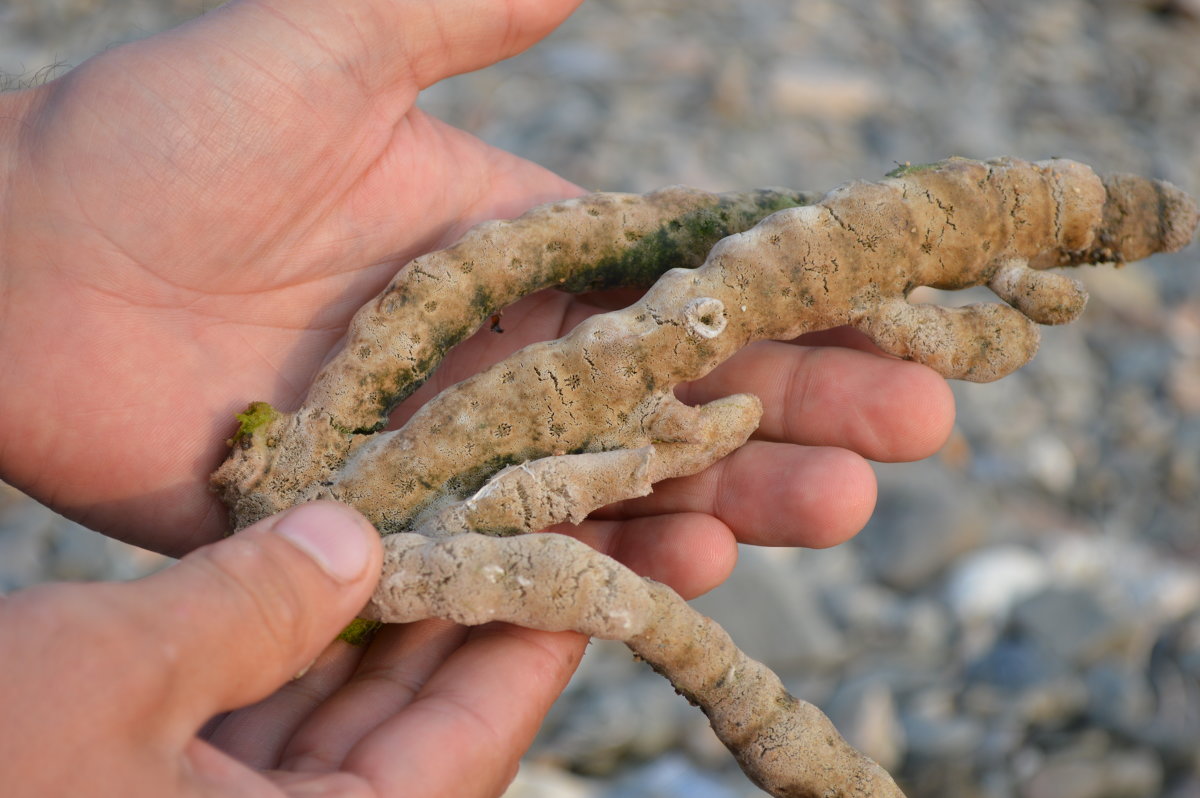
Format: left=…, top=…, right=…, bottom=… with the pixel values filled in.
left=274, top=502, right=373, bottom=583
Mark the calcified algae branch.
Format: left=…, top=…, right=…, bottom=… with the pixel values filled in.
left=215, top=157, right=1199, bottom=534
left=212, top=158, right=1199, bottom=797
left=415, top=393, right=762, bottom=539
left=363, top=532, right=903, bottom=798
left=214, top=187, right=816, bottom=528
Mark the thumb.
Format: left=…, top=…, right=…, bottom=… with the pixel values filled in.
left=121, top=501, right=382, bottom=728
left=208, top=0, right=585, bottom=92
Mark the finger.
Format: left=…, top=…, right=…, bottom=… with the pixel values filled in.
left=268, top=769, right=375, bottom=798
left=222, top=0, right=584, bottom=93
left=360, top=0, right=586, bottom=90
left=793, top=324, right=892, bottom=353
left=341, top=624, right=587, bottom=797
left=184, top=736, right=377, bottom=798
left=111, top=501, right=382, bottom=734
left=277, top=619, right=468, bottom=773
left=592, top=442, right=878, bottom=549
left=202, top=638, right=367, bottom=769
left=679, top=340, right=956, bottom=461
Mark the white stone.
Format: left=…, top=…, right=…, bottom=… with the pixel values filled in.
left=944, top=545, right=1051, bottom=624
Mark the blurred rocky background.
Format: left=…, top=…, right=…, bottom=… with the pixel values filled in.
left=3, top=1, right=1199, bottom=796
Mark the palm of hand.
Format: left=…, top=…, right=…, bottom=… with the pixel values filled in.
left=1, top=7, right=580, bottom=554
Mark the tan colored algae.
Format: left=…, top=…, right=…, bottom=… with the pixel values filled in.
left=213, top=157, right=1198, bottom=797
left=214, top=186, right=815, bottom=531
left=365, top=532, right=902, bottom=798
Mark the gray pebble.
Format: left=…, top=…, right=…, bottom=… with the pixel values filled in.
left=689, top=547, right=847, bottom=672
left=856, top=461, right=988, bottom=592
left=826, top=677, right=906, bottom=772
left=1011, top=588, right=1134, bottom=668
left=1022, top=748, right=1163, bottom=798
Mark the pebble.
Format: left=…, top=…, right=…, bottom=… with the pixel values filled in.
left=1077, top=266, right=1165, bottom=329
left=1045, top=535, right=1200, bottom=627
left=506, top=762, right=597, bottom=798
left=944, top=545, right=1052, bottom=626
left=1011, top=588, right=1133, bottom=667
left=767, top=62, right=887, bottom=120
left=1168, top=358, right=1200, bottom=415
left=1166, top=421, right=1200, bottom=500
left=47, top=520, right=114, bottom=582
left=1166, top=778, right=1200, bottom=798
left=534, top=653, right=688, bottom=775
left=602, top=755, right=748, bottom=798
left=0, top=518, right=49, bottom=592
left=0, top=491, right=56, bottom=591
left=901, top=701, right=986, bottom=760
left=967, top=638, right=1069, bottom=693
left=1083, top=663, right=1156, bottom=732
left=855, top=461, right=988, bottom=592
left=1025, top=434, right=1077, bottom=495
left=1136, top=660, right=1200, bottom=762
left=825, top=678, right=906, bottom=771
left=689, top=546, right=847, bottom=671
left=1021, top=748, right=1163, bottom=798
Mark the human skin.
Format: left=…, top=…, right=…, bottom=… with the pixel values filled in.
left=0, top=0, right=953, bottom=795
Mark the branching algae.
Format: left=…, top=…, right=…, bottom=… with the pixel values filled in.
left=213, top=158, right=1198, bottom=797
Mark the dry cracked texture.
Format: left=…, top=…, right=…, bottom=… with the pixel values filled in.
left=363, top=532, right=903, bottom=798
left=212, top=157, right=1198, bottom=797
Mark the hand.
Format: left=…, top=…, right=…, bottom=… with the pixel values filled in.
left=0, top=0, right=587, bottom=553
left=1, top=501, right=580, bottom=797
left=0, top=0, right=952, bottom=559
left=0, top=0, right=954, bottom=793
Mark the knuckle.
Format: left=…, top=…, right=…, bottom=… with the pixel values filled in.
left=191, top=536, right=311, bottom=655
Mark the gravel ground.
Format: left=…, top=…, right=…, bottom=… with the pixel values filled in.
left=3, top=2, right=1199, bottom=797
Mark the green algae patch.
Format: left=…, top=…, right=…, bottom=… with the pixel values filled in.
left=886, top=157, right=979, bottom=179
left=230, top=401, right=280, bottom=445
left=338, top=617, right=383, bottom=646
left=886, top=160, right=946, bottom=179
